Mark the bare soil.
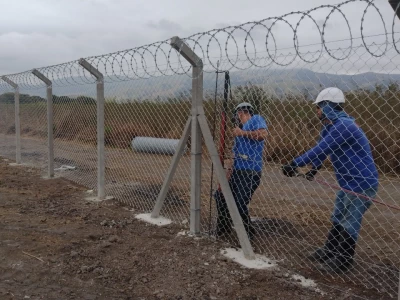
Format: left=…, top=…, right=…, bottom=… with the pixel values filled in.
left=1, top=158, right=393, bottom=300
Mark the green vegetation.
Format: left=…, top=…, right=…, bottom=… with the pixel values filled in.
left=0, top=93, right=96, bottom=105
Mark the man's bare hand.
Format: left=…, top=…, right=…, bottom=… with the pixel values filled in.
left=226, top=167, right=233, bottom=180
left=232, top=126, right=244, bottom=137
left=224, top=159, right=233, bottom=169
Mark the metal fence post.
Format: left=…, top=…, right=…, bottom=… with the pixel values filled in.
left=32, top=69, right=54, bottom=178
left=78, top=59, right=105, bottom=200
left=191, top=54, right=203, bottom=235
left=1, top=76, right=21, bottom=164
left=170, top=37, right=255, bottom=259
left=388, top=4, right=400, bottom=298
left=170, top=36, right=202, bottom=235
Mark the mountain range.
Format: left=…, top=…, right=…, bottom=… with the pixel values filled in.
left=14, top=68, right=400, bottom=101
left=101, top=68, right=400, bottom=101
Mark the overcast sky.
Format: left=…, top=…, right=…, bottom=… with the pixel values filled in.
left=0, top=0, right=398, bottom=75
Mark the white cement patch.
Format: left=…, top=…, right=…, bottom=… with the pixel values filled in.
left=41, top=175, right=60, bottom=180
left=177, top=230, right=187, bottom=236
left=291, top=274, right=317, bottom=288
left=290, top=274, right=325, bottom=295
left=221, top=248, right=276, bottom=269
left=54, top=165, right=76, bottom=171
left=85, top=196, right=114, bottom=202
left=135, top=213, right=172, bottom=226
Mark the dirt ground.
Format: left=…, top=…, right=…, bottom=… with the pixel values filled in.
left=1, top=135, right=399, bottom=272
left=1, top=157, right=395, bottom=300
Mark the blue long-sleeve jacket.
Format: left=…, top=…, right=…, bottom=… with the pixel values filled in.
left=293, top=108, right=378, bottom=193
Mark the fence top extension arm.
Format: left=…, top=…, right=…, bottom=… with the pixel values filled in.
left=170, top=36, right=203, bottom=68
left=1, top=76, right=18, bottom=89
left=78, top=58, right=104, bottom=80
left=32, top=69, right=52, bottom=87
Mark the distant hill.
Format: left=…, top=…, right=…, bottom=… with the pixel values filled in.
left=100, top=68, right=400, bottom=101
left=4, top=68, right=400, bottom=101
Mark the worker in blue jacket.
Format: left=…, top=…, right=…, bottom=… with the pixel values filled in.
left=282, top=87, right=379, bottom=272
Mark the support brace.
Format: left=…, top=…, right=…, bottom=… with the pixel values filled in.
left=151, top=36, right=255, bottom=260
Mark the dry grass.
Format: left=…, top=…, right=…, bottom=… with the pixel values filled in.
left=0, top=86, right=399, bottom=174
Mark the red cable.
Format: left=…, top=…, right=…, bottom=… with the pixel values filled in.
left=313, top=178, right=400, bottom=212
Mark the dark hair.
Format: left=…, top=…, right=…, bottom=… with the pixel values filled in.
left=236, top=106, right=254, bottom=116
left=334, top=103, right=344, bottom=111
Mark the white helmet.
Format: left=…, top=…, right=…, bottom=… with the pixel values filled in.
left=313, top=87, right=345, bottom=105
left=235, top=102, right=254, bottom=112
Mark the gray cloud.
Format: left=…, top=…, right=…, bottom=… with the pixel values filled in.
left=0, top=0, right=398, bottom=75
left=147, top=19, right=183, bottom=32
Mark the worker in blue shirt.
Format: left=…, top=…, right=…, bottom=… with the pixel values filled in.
left=282, top=87, right=379, bottom=272
left=214, top=102, right=268, bottom=239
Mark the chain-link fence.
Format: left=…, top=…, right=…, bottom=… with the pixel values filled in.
left=0, top=83, right=15, bottom=162
left=1, top=0, right=400, bottom=298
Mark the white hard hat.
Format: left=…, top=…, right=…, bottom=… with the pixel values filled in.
left=235, top=102, right=254, bottom=111
left=313, top=87, right=345, bottom=105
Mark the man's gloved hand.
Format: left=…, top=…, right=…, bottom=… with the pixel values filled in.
left=282, top=162, right=298, bottom=177
left=305, top=168, right=318, bottom=181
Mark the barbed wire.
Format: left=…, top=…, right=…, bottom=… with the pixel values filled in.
left=1, top=1, right=399, bottom=298
left=0, top=0, right=399, bottom=89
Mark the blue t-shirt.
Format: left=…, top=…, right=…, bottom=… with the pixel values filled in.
left=233, top=115, right=267, bottom=172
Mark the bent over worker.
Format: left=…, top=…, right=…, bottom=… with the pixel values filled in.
left=214, top=102, right=268, bottom=239
left=282, top=87, right=379, bottom=272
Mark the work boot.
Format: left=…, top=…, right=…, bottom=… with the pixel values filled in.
left=322, top=229, right=356, bottom=273
left=309, top=224, right=342, bottom=263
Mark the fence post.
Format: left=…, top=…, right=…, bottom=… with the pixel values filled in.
left=1, top=76, right=21, bottom=164
left=191, top=50, right=203, bottom=235
left=170, top=36, right=202, bottom=234
left=388, top=4, right=400, bottom=299
left=170, top=37, right=255, bottom=259
left=32, top=69, right=54, bottom=178
left=78, top=59, right=105, bottom=200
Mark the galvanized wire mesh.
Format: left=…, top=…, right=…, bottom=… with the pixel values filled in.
left=203, top=51, right=400, bottom=297
left=103, top=75, right=192, bottom=219
left=1, top=0, right=400, bottom=298
left=51, top=86, right=98, bottom=189
left=18, top=82, right=48, bottom=170
left=0, top=85, right=15, bottom=162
